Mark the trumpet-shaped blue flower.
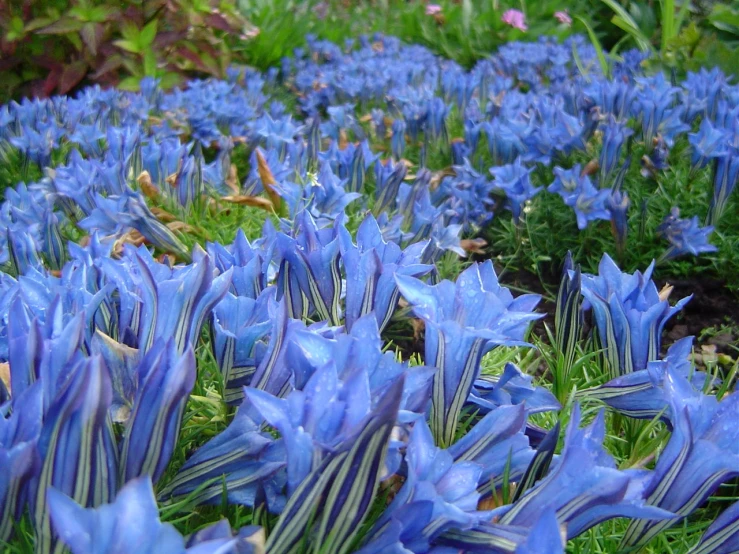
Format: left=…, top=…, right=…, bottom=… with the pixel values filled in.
left=339, top=213, right=430, bottom=332
left=608, top=188, right=630, bottom=253
left=688, top=118, right=728, bottom=171
left=470, top=363, right=561, bottom=416
left=584, top=337, right=712, bottom=422
left=599, top=117, right=633, bottom=185
left=707, top=149, right=739, bottom=226
left=580, top=254, right=691, bottom=377
left=658, top=207, right=717, bottom=260
left=490, top=158, right=541, bottom=222
left=691, top=499, right=739, bottom=554
left=620, top=368, right=739, bottom=548
left=275, top=213, right=342, bottom=324
left=33, top=355, right=117, bottom=553
left=119, top=340, right=196, bottom=484
left=359, top=419, right=487, bottom=553
left=210, top=289, right=273, bottom=404
left=132, top=249, right=232, bottom=353
left=397, top=261, right=541, bottom=446
left=499, top=404, right=673, bottom=539
left=0, top=383, right=43, bottom=543
left=48, top=476, right=254, bottom=554
left=391, top=119, right=406, bottom=160
left=374, top=159, right=408, bottom=215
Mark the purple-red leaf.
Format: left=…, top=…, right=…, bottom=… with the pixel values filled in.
left=58, top=60, right=87, bottom=94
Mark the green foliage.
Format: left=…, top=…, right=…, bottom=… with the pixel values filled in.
left=592, top=0, right=739, bottom=75
left=0, top=0, right=256, bottom=100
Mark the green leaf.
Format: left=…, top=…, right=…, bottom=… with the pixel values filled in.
left=80, top=22, right=99, bottom=56
left=601, top=0, right=655, bottom=52
left=38, top=16, right=84, bottom=35
left=143, top=49, right=157, bottom=76
left=140, top=20, right=158, bottom=47
left=113, top=39, right=141, bottom=54
left=118, top=76, right=143, bottom=91
left=575, top=16, right=611, bottom=79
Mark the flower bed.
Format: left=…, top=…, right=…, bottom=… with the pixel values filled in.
left=0, top=34, right=738, bottom=553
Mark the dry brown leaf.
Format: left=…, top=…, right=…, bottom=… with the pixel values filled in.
left=581, top=159, right=600, bottom=177
left=338, top=128, right=349, bottom=150
left=165, top=172, right=178, bottom=187
left=222, top=195, right=275, bottom=212
left=112, top=230, right=146, bottom=257
left=412, top=318, right=425, bottom=342
left=255, top=149, right=282, bottom=212
left=0, top=362, right=10, bottom=392
left=150, top=207, right=178, bottom=222
left=137, top=170, right=160, bottom=200
left=658, top=284, right=674, bottom=303
left=460, top=238, right=488, bottom=255
left=225, top=163, right=240, bottom=195
left=167, top=221, right=198, bottom=233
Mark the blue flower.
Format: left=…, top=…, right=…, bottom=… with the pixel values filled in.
left=620, top=367, right=739, bottom=548
left=599, top=116, right=633, bottom=185
left=580, top=254, right=691, bottom=377
left=275, top=213, right=342, bottom=324
left=391, top=119, right=406, bottom=160
left=584, top=337, right=713, bottom=422
left=657, top=207, right=717, bottom=260
left=339, top=214, right=431, bottom=332
left=0, top=384, right=43, bottom=543
left=490, top=157, right=541, bottom=222
left=499, top=404, right=673, bottom=539
left=688, top=118, right=728, bottom=171
left=48, top=476, right=255, bottom=554
left=397, top=261, right=541, bottom=446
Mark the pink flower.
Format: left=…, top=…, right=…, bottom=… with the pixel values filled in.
left=501, top=9, right=527, bottom=31
left=426, top=4, right=442, bottom=15
left=554, top=10, right=572, bottom=26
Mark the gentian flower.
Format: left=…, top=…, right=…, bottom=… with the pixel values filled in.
left=48, top=476, right=252, bottom=554
left=339, top=214, right=431, bottom=332
left=275, top=213, right=342, bottom=324
left=210, top=289, right=273, bottom=404
left=608, top=189, right=630, bottom=254
left=374, top=159, right=408, bottom=215
left=490, top=157, right=542, bottom=222
left=620, top=368, right=739, bottom=548
left=657, top=207, right=717, bottom=260
left=132, top=248, right=232, bottom=354
left=707, top=150, right=739, bottom=226
left=397, top=261, right=541, bottom=446
left=391, top=119, right=406, bottom=160
left=0, top=384, right=42, bottom=543
left=688, top=118, right=728, bottom=171
left=580, top=254, right=691, bottom=377
left=599, top=117, right=633, bottom=185
left=584, top=337, right=712, bottom=422
left=691, top=500, right=739, bottom=554
left=499, top=404, right=673, bottom=539
left=264, top=378, right=403, bottom=554
left=33, top=356, right=117, bottom=553
left=118, top=340, right=196, bottom=484
left=360, top=419, right=488, bottom=553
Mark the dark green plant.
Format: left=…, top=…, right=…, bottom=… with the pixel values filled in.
left=0, top=0, right=256, bottom=100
